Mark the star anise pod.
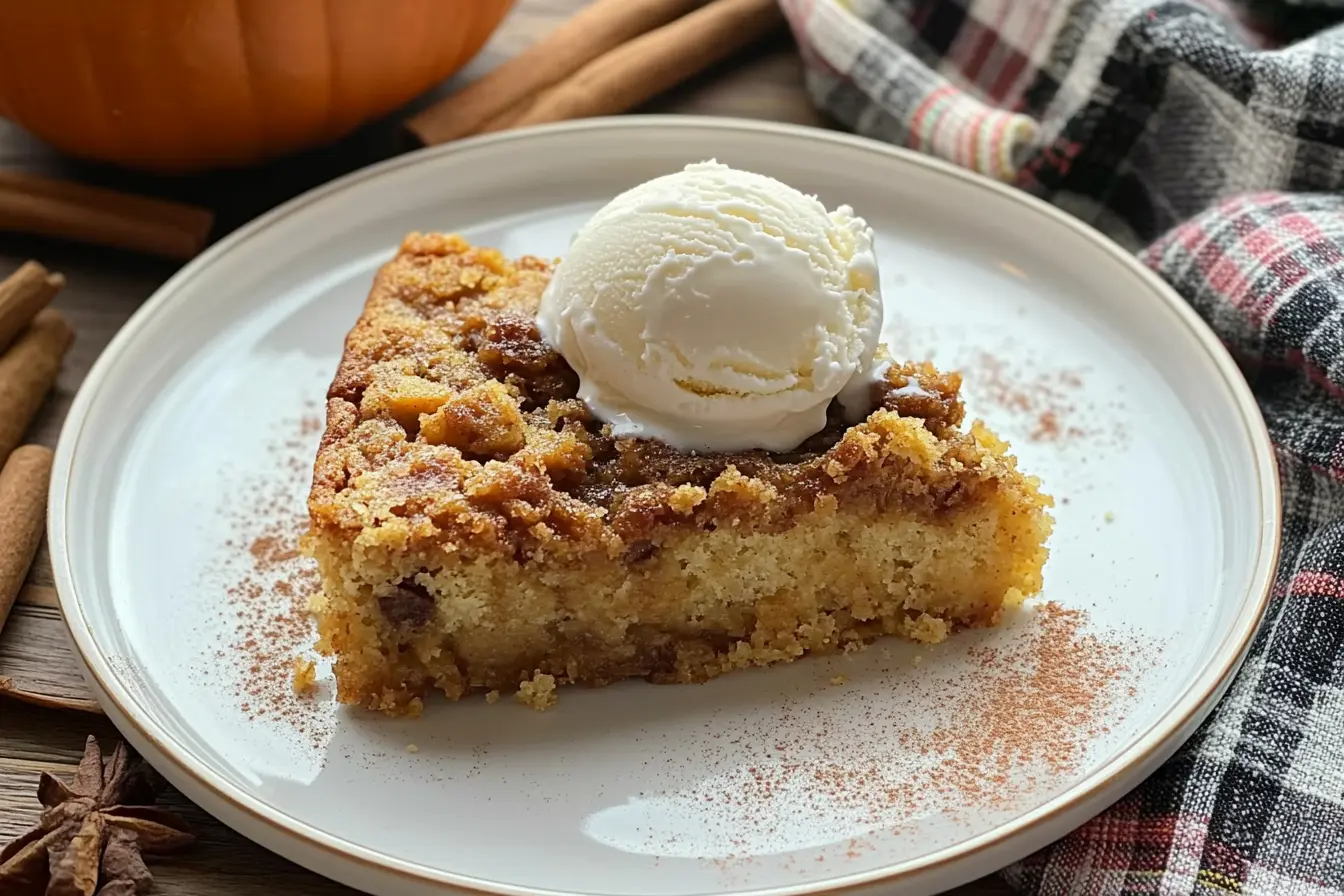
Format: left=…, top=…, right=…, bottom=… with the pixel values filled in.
left=0, top=736, right=196, bottom=896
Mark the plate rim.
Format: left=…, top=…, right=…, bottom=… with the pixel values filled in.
left=48, top=114, right=1283, bottom=896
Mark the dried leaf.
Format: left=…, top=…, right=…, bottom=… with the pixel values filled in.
left=71, top=737, right=105, bottom=799
left=0, top=825, right=64, bottom=895
left=47, top=812, right=105, bottom=896
left=105, top=807, right=196, bottom=853
left=99, top=828, right=152, bottom=895
left=38, top=772, right=76, bottom=809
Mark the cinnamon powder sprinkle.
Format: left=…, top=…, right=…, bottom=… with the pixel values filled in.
left=202, top=406, right=330, bottom=751
left=249, top=534, right=299, bottom=571
left=918, top=602, right=1131, bottom=793
left=654, top=602, right=1145, bottom=862
left=971, top=352, right=1092, bottom=444
left=877, top=313, right=1125, bottom=448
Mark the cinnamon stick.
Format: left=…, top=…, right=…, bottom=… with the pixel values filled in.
left=0, top=445, right=53, bottom=636
left=0, top=309, right=74, bottom=463
left=0, top=260, right=64, bottom=354
left=0, top=678, right=103, bottom=714
left=407, top=0, right=708, bottom=145
left=0, top=171, right=214, bottom=260
left=494, top=0, right=786, bottom=132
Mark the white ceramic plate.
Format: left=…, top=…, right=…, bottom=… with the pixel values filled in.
left=50, top=117, right=1279, bottom=896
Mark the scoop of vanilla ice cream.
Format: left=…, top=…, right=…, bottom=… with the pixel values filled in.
left=536, top=160, right=882, bottom=453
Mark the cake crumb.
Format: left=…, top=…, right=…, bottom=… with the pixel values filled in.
left=829, top=675, right=847, bottom=686
left=1104, top=511, right=1116, bottom=523
left=485, top=690, right=501, bottom=704
left=516, top=673, right=557, bottom=710
left=291, top=657, right=317, bottom=696
left=668, top=484, right=708, bottom=514
left=406, top=743, right=420, bottom=754
left=912, top=654, right=924, bottom=666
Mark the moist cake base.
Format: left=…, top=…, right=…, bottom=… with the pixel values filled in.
left=306, top=233, right=1053, bottom=714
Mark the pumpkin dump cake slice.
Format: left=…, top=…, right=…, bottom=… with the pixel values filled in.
left=305, top=231, right=1053, bottom=714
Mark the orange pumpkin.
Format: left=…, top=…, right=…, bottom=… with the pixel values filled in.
left=0, top=0, right=514, bottom=173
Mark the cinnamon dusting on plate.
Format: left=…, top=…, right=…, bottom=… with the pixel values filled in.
left=971, top=351, right=1093, bottom=444
left=877, top=313, right=1127, bottom=449
left=204, top=406, right=330, bottom=751
left=641, top=601, right=1147, bottom=869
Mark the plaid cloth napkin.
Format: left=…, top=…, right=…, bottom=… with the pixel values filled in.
left=779, top=0, right=1344, bottom=893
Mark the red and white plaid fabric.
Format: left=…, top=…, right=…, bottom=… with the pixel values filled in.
left=782, top=1, right=1344, bottom=894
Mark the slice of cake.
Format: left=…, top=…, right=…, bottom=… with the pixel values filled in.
left=306, top=231, right=1052, bottom=714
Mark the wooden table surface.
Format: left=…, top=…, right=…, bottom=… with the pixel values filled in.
left=0, top=2, right=1013, bottom=894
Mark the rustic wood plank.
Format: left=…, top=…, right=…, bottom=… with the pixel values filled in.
left=0, top=1, right=1011, bottom=893
left=16, top=584, right=57, bottom=608
left=0, top=698, right=120, bottom=765
left=0, top=604, right=100, bottom=710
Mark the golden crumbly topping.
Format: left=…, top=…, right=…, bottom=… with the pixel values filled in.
left=309, top=234, right=1016, bottom=564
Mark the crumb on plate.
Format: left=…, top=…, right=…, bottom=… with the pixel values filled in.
left=291, top=657, right=317, bottom=696
left=516, top=672, right=557, bottom=711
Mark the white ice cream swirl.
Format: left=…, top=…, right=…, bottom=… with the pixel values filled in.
left=537, top=160, right=883, bottom=453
